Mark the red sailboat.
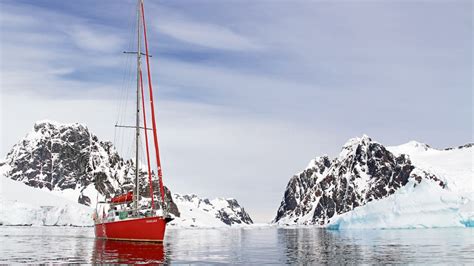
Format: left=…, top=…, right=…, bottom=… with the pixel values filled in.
left=94, top=0, right=172, bottom=242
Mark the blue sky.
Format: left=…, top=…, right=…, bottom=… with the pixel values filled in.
left=0, top=0, right=472, bottom=222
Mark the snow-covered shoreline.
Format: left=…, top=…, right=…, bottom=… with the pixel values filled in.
left=0, top=176, right=94, bottom=226
left=0, top=176, right=255, bottom=228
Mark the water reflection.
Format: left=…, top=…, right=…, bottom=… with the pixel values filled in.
left=278, top=228, right=362, bottom=264
left=0, top=226, right=472, bottom=264
left=278, top=227, right=474, bottom=264
left=92, top=239, right=166, bottom=264
left=165, top=228, right=246, bottom=263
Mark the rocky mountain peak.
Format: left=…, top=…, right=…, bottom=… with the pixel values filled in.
left=274, top=135, right=444, bottom=225
left=0, top=120, right=171, bottom=208
left=338, top=134, right=373, bottom=159
left=34, top=119, right=82, bottom=130
left=343, top=134, right=372, bottom=147
left=30, top=120, right=91, bottom=142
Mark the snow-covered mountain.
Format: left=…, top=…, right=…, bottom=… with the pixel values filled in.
left=273, top=135, right=473, bottom=228
left=0, top=120, right=140, bottom=206
left=0, top=121, right=253, bottom=227
left=169, top=194, right=253, bottom=227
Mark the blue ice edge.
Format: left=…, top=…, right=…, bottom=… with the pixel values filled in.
left=326, top=223, right=339, bottom=230
left=327, top=218, right=474, bottom=230
left=460, top=219, right=474, bottom=227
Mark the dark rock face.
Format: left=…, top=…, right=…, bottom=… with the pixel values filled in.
left=273, top=135, right=445, bottom=225
left=274, top=156, right=332, bottom=223
left=216, top=199, right=253, bottom=225
left=0, top=121, right=176, bottom=212
left=444, top=143, right=474, bottom=151
left=164, top=187, right=180, bottom=217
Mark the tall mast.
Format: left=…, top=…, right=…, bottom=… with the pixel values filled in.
left=134, top=0, right=142, bottom=216
left=140, top=0, right=166, bottom=212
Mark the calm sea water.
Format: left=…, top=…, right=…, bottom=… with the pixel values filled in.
left=0, top=226, right=473, bottom=264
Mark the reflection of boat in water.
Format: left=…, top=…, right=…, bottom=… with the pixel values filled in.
left=92, top=239, right=165, bottom=264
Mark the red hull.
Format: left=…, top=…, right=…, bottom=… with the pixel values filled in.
left=95, top=216, right=167, bottom=242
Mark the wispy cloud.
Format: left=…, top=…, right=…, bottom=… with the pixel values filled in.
left=153, top=18, right=261, bottom=51
left=68, top=25, right=125, bottom=53
left=0, top=2, right=125, bottom=98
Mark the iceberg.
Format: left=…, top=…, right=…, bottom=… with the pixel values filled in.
left=328, top=179, right=473, bottom=229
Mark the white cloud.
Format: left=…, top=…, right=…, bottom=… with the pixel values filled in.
left=0, top=7, right=125, bottom=98
left=68, top=25, right=125, bottom=53
left=0, top=11, right=37, bottom=28
left=153, top=19, right=261, bottom=51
